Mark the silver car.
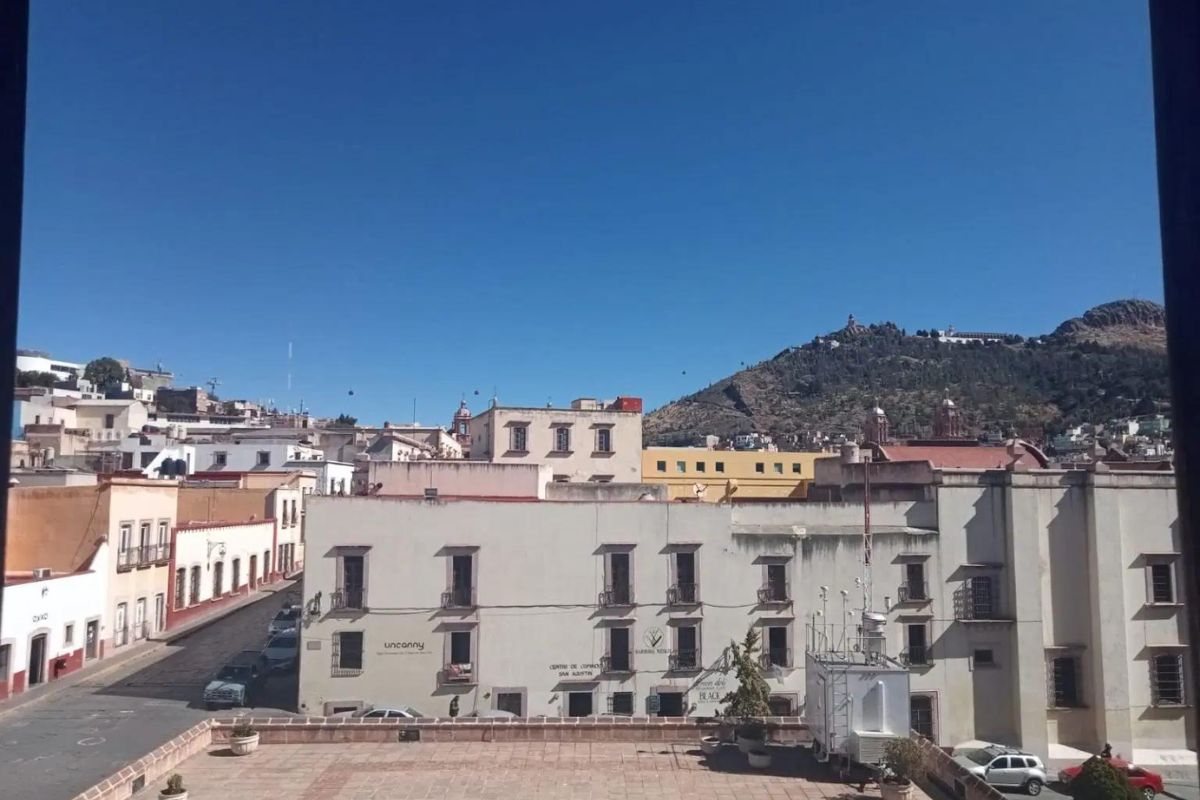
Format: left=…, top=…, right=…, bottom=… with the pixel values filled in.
left=954, top=746, right=1048, bottom=795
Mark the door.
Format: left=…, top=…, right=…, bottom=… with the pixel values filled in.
left=988, top=757, right=1021, bottom=787
left=213, top=561, right=224, bottom=596
left=675, top=552, right=696, bottom=602
left=451, top=555, right=473, bottom=605
left=154, top=594, right=165, bottom=632
left=28, top=634, right=47, bottom=686
left=85, top=621, right=98, bottom=660
left=249, top=555, right=258, bottom=587
left=567, top=691, right=593, bottom=717
left=134, top=598, right=147, bottom=640
left=657, top=692, right=685, bottom=717
left=609, top=553, right=630, bottom=604
left=115, top=603, right=127, bottom=646
left=766, top=626, right=789, bottom=666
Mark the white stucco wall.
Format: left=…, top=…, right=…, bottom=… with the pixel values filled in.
left=1, top=566, right=106, bottom=689
left=173, top=521, right=277, bottom=607
left=368, top=461, right=552, bottom=499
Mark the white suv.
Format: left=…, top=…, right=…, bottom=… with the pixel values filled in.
left=953, top=746, right=1048, bottom=795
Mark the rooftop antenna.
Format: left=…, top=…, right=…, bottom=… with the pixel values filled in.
left=206, top=377, right=221, bottom=396
left=412, top=398, right=417, bottom=426
left=863, top=457, right=873, bottom=611
left=287, top=341, right=293, bottom=393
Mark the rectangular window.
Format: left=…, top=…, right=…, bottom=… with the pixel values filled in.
left=333, top=631, right=364, bottom=674
left=715, top=462, right=724, bottom=473
left=495, top=692, right=524, bottom=715
left=674, top=624, right=699, bottom=671
left=568, top=691, right=593, bottom=717
left=1151, top=653, right=1185, bottom=706
left=1149, top=562, right=1176, bottom=604
left=695, top=461, right=706, bottom=473
left=768, top=695, right=795, bottom=715
left=214, top=451, right=227, bottom=467
left=257, top=450, right=270, bottom=466
left=157, top=520, right=169, bottom=548
left=554, top=427, right=571, bottom=452
left=607, top=627, right=631, bottom=672
left=189, top=565, right=201, bottom=603
left=444, top=553, right=474, bottom=608
left=905, top=624, right=930, bottom=665
left=104, top=414, right=115, bottom=429
left=764, top=625, right=790, bottom=667
left=64, top=623, right=74, bottom=646
left=671, top=551, right=698, bottom=604
left=610, top=691, right=634, bottom=715
left=1049, top=656, right=1081, bottom=708
left=761, top=562, right=789, bottom=602
left=910, top=695, right=935, bottom=739
left=958, top=574, right=996, bottom=619
left=676, top=460, right=686, bottom=473
left=973, top=649, right=996, bottom=667
left=595, top=428, right=612, bottom=453
left=119, top=523, right=132, bottom=553
left=511, top=426, right=528, bottom=452
left=174, top=568, right=186, bottom=608
left=755, top=462, right=764, bottom=473
left=902, top=562, right=927, bottom=602
left=773, top=462, right=783, bottom=474
left=139, top=522, right=151, bottom=552
left=656, top=460, right=666, bottom=472
left=336, top=554, right=366, bottom=610
left=791, top=463, right=802, bottom=474
left=603, top=551, right=633, bottom=606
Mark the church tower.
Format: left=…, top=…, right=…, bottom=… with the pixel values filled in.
left=933, top=394, right=963, bottom=439
left=863, top=402, right=890, bottom=444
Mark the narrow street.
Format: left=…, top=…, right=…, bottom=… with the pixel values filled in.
left=0, top=588, right=299, bottom=800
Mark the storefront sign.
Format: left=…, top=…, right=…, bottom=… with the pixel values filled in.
left=549, top=662, right=601, bottom=678
left=378, top=641, right=431, bottom=655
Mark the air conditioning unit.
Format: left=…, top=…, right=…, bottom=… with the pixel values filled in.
left=424, top=487, right=438, bottom=500
left=32, top=567, right=51, bottom=579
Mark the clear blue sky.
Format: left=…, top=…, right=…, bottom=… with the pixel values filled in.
left=19, top=1, right=1163, bottom=425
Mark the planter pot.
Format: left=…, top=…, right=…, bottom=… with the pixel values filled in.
left=159, top=792, right=188, bottom=800
left=747, top=749, right=772, bottom=769
left=700, top=736, right=722, bottom=756
left=880, top=780, right=914, bottom=800
left=229, top=732, right=260, bottom=756
left=736, top=735, right=765, bottom=754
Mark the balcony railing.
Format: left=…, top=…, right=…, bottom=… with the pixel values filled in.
left=668, top=649, right=700, bottom=672
left=330, top=588, right=366, bottom=612
left=897, top=582, right=928, bottom=603
left=757, top=582, right=790, bottom=604
left=117, top=549, right=138, bottom=570
left=117, top=545, right=171, bottom=571
left=759, top=648, right=791, bottom=669
left=598, top=586, right=634, bottom=607
left=441, top=587, right=475, bottom=609
left=440, top=662, right=475, bottom=684
left=901, top=646, right=931, bottom=666
left=666, top=582, right=699, bottom=605
left=600, top=653, right=633, bottom=673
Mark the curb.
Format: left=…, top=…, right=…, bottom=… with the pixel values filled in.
left=0, top=579, right=297, bottom=720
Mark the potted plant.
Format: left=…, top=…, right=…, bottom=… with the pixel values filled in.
left=159, top=773, right=188, bottom=800
left=229, top=721, right=260, bottom=756
left=880, top=738, right=925, bottom=800
left=747, top=745, right=772, bottom=769
left=718, top=628, right=772, bottom=754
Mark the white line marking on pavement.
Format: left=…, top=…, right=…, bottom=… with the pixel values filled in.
left=77, top=736, right=106, bottom=746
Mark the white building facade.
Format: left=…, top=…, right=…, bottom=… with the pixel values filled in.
left=167, top=521, right=278, bottom=630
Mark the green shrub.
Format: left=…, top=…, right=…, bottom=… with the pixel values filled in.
left=882, top=738, right=925, bottom=783
left=231, top=722, right=257, bottom=738
left=163, top=774, right=186, bottom=796
left=1068, top=758, right=1140, bottom=800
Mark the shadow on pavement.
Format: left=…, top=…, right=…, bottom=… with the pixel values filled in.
left=697, top=742, right=871, bottom=789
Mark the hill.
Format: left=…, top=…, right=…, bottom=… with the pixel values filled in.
left=644, top=300, right=1169, bottom=445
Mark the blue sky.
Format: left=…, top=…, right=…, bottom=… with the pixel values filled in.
left=19, top=2, right=1162, bottom=425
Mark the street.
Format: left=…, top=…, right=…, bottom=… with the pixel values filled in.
left=0, top=589, right=298, bottom=800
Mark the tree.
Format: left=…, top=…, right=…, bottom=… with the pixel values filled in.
left=1068, top=757, right=1140, bottom=800
left=333, top=413, right=357, bottom=427
left=720, top=627, right=771, bottom=718
left=16, top=370, right=58, bottom=388
left=83, top=357, right=125, bottom=391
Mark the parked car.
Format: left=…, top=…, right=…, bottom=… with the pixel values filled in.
left=262, top=633, right=299, bottom=673
left=463, top=709, right=517, bottom=719
left=1058, top=759, right=1164, bottom=800
left=346, top=706, right=426, bottom=719
left=953, top=745, right=1048, bottom=795
left=267, top=606, right=300, bottom=636
left=202, top=650, right=267, bottom=709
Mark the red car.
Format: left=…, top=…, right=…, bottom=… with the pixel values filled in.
left=1057, top=758, right=1165, bottom=800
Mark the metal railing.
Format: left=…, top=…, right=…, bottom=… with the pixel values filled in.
left=600, top=653, right=633, bottom=673
left=954, top=581, right=1002, bottom=620
left=897, top=581, right=928, bottom=602
left=441, top=662, right=475, bottom=684
left=666, top=582, right=699, bottom=605
left=668, top=649, right=699, bottom=672
left=117, top=545, right=170, bottom=570
left=116, top=549, right=138, bottom=570
left=901, top=646, right=931, bottom=666
left=441, top=587, right=475, bottom=609
left=759, top=648, right=791, bottom=669
left=757, top=581, right=790, bottom=604
left=598, top=586, right=634, bottom=607
left=330, top=588, right=366, bottom=611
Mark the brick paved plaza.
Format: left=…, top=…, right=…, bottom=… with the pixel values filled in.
left=138, top=740, right=923, bottom=800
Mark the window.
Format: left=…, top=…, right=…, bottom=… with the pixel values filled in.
left=119, top=523, right=132, bottom=554
left=553, top=426, right=571, bottom=452
left=595, top=428, right=612, bottom=453
left=444, top=553, right=475, bottom=608
left=773, top=462, right=783, bottom=474
left=791, top=463, right=802, bottom=474
left=902, top=562, right=927, bottom=602
left=1048, top=655, right=1081, bottom=708
left=214, top=451, right=228, bottom=467
left=763, top=625, right=790, bottom=667
left=715, top=461, right=724, bottom=473
left=104, top=413, right=114, bottom=429
left=174, top=568, right=186, bottom=608
left=768, top=695, right=795, bottom=716
left=673, top=624, right=699, bottom=671
left=601, top=550, right=633, bottom=606
left=511, top=425, right=528, bottom=452
left=335, top=553, right=366, bottom=610
left=567, top=691, right=593, bottom=717
left=212, top=561, right=224, bottom=596
left=189, top=565, right=201, bottom=604
left=606, top=627, right=632, bottom=672
left=64, top=623, right=74, bottom=646
left=905, top=624, right=930, bottom=665
left=760, top=562, right=789, bottom=602
left=909, top=695, right=934, bottom=739
left=676, top=460, right=686, bottom=473
left=755, top=462, right=764, bottom=473
left=257, top=450, right=270, bottom=466
left=333, top=631, right=364, bottom=674
left=957, top=574, right=996, bottom=619
left=670, top=550, right=698, bottom=604
left=444, top=629, right=474, bottom=683
left=139, top=522, right=151, bottom=552
left=495, top=691, right=524, bottom=715
left=1151, top=653, right=1185, bottom=706
left=552, top=474, right=569, bottom=482
left=610, top=691, right=634, bottom=715
left=231, top=558, right=241, bottom=589
left=655, top=460, right=666, bottom=472
left=973, top=649, right=996, bottom=668
left=0, top=644, right=9, bottom=684
left=695, top=461, right=706, bottom=473
left=1147, top=559, right=1177, bottom=604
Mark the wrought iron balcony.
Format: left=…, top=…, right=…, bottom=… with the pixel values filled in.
left=668, top=649, right=699, bottom=672
left=598, top=586, right=634, bottom=607
left=600, top=653, right=633, bottom=673
left=897, top=581, right=928, bottom=603
left=440, top=662, right=475, bottom=684
left=901, top=646, right=931, bottom=667
left=666, top=582, right=699, bottom=605
left=116, top=549, right=138, bottom=570
left=757, top=581, right=790, bottom=604
left=330, top=587, right=366, bottom=611
left=441, top=587, right=475, bottom=609
left=759, top=648, right=791, bottom=669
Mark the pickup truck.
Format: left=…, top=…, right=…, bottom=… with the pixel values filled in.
left=203, top=650, right=267, bottom=709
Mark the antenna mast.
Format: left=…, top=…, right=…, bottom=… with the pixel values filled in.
left=863, top=456, right=873, bottom=611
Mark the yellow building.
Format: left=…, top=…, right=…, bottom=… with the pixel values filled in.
left=641, top=447, right=834, bottom=502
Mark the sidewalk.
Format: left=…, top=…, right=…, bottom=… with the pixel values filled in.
left=0, top=578, right=298, bottom=719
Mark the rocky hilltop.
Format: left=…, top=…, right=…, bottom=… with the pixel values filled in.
left=645, top=300, right=1169, bottom=445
